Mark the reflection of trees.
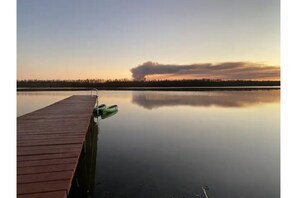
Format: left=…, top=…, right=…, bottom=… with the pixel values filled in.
left=132, top=90, right=280, bottom=109
left=68, top=117, right=99, bottom=198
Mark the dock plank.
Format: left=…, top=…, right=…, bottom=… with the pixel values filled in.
left=18, top=171, right=73, bottom=184
left=17, top=153, right=79, bottom=162
left=18, top=164, right=75, bottom=175
left=18, top=191, right=67, bottom=198
left=17, top=157, right=78, bottom=168
left=17, top=95, right=96, bottom=197
left=17, top=145, right=82, bottom=156
left=17, top=138, right=84, bottom=147
left=17, top=180, right=71, bottom=195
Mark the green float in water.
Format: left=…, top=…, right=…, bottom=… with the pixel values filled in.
left=93, top=104, right=118, bottom=119
left=103, top=105, right=118, bottom=113
left=101, top=105, right=118, bottom=119
left=101, top=109, right=118, bottom=119
left=93, top=104, right=106, bottom=118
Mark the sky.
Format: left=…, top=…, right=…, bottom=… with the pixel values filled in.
left=17, top=0, right=280, bottom=80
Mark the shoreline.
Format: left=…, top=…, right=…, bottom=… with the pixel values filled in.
left=17, top=86, right=280, bottom=92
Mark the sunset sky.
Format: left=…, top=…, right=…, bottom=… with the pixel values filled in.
left=17, top=0, right=280, bottom=80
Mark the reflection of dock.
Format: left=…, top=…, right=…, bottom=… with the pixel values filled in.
left=17, top=95, right=97, bottom=198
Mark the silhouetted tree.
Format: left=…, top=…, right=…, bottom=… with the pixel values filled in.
left=17, top=79, right=280, bottom=88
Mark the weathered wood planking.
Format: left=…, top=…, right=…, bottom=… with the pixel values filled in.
left=17, top=95, right=97, bottom=198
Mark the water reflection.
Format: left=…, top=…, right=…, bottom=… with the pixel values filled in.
left=69, top=117, right=99, bottom=198
left=17, top=90, right=280, bottom=198
left=132, top=90, right=280, bottom=109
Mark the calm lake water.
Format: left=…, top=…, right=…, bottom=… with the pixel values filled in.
left=17, top=90, right=280, bottom=198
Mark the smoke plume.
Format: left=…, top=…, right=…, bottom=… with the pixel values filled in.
left=130, top=61, right=280, bottom=81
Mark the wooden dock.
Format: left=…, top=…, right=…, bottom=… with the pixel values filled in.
left=17, top=95, right=97, bottom=198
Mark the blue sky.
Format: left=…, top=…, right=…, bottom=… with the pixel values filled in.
left=17, top=0, right=279, bottom=80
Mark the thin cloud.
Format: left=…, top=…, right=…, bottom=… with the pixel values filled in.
left=130, top=61, right=280, bottom=81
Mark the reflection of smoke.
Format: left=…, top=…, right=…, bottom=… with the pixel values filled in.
left=132, top=90, right=280, bottom=109
left=130, top=61, right=280, bottom=81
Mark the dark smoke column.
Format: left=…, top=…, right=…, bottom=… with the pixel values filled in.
left=130, top=61, right=280, bottom=81
left=130, top=61, right=196, bottom=81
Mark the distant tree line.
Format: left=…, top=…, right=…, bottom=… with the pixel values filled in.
left=17, top=79, right=280, bottom=88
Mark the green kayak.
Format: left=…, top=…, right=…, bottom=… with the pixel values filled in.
left=102, top=105, right=118, bottom=114
left=94, top=104, right=118, bottom=119
left=93, top=104, right=106, bottom=117
left=101, top=105, right=118, bottom=119
left=101, top=110, right=118, bottom=119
